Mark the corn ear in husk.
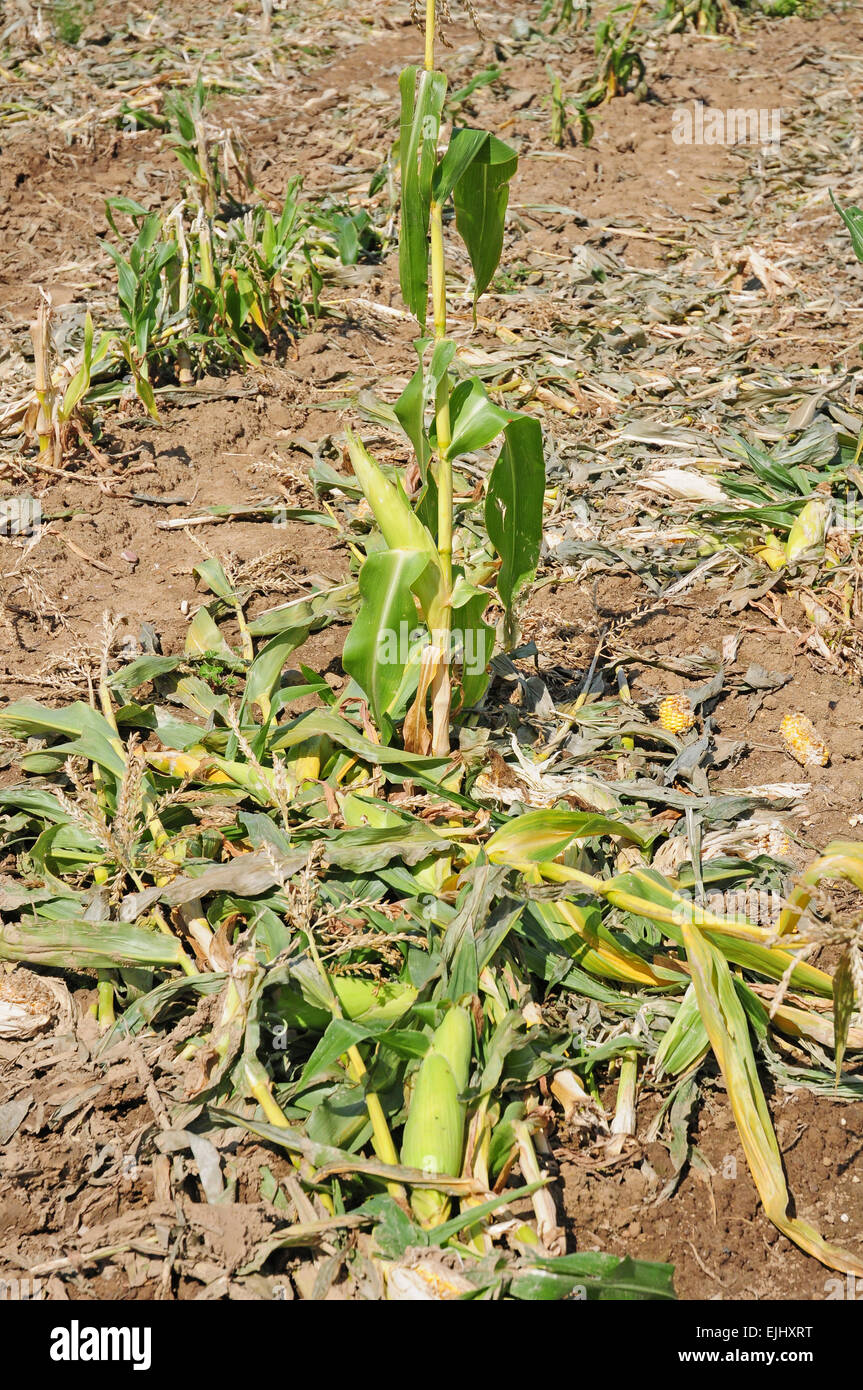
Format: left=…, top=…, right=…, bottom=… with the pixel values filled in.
left=344, top=428, right=443, bottom=622
left=785, top=497, right=829, bottom=565
left=430, top=1004, right=473, bottom=1092
left=401, top=1008, right=473, bottom=1229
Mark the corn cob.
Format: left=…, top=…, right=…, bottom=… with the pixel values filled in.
left=658, top=693, right=695, bottom=734
left=780, top=712, right=829, bottom=768
left=385, top=1258, right=474, bottom=1300
left=750, top=823, right=792, bottom=858
left=401, top=1052, right=464, bottom=1227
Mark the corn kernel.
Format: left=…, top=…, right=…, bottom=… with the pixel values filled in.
left=658, top=693, right=696, bottom=734
left=780, top=712, right=829, bottom=768
left=751, top=824, right=792, bottom=858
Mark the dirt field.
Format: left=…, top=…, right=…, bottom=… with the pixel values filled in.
left=2, top=0, right=863, bottom=1302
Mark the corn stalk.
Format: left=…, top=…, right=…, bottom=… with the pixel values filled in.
left=343, top=2, right=546, bottom=756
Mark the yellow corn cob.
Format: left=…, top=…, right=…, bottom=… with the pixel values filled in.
left=384, top=1256, right=474, bottom=1300
left=145, top=745, right=210, bottom=778
left=658, top=693, right=695, bottom=734
left=290, top=735, right=330, bottom=784
left=780, top=712, right=829, bottom=768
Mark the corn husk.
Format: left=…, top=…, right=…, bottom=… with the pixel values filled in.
left=430, top=1004, right=473, bottom=1092
left=785, top=497, right=829, bottom=565
left=401, top=1051, right=465, bottom=1228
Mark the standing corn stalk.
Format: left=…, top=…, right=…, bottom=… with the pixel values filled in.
left=343, top=0, right=546, bottom=755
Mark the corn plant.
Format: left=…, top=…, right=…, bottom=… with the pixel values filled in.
left=660, top=0, right=738, bottom=32
left=541, top=0, right=592, bottom=29
left=342, top=0, right=546, bottom=757
left=582, top=2, right=647, bottom=106
left=24, top=297, right=112, bottom=462
left=101, top=179, right=377, bottom=411
left=545, top=67, right=594, bottom=147
left=164, top=78, right=256, bottom=215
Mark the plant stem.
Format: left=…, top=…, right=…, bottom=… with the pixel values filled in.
left=96, top=974, right=115, bottom=1029
left=304, top=921, right=405, bottom=1201
left=611, top=1048, right=638, bottom=1136
left=425, top=0, right=436, bottom=69
left=422, top=0, right=454, bottom=758
left=429, top=199, right=453, bottom=757
left=244, top=1057, right=292, bottom=1128
left=621, top=0, right=645, bottom=43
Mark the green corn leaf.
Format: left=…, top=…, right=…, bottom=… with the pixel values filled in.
left=831, top=190, right=863, bottom=263
left=243, top=625, right=312, bottom=720
left=0, top=700, right=126, bottom=779
left=487, top=808, right=647, bottom=863
left=304, top=1082, right=370, bottom=1151
left=485, top=415, right=545, bottom=644
left=394, top=348, right=433, bottom=478
left=325, top=823, right=451, bottom=872
left=58, top=312, right=96, bottom=421
left=450, top=577, right=495, bottom=709
left=453, top=132, right=518, bottom=307
left=708, top=932, right=833, bottom=997
left=526, top=898, right=669, bottom=986
left=269, top=708, right=449, bottom=772
left=399, top=66, right=447, bottom=327
left=248, top=582, right=358, bottom=638
left=654, top=984, right=709, bottom=1079
left=682, top=916, right=863, bottom=1276
left=185, top=607, right=235, bottom=661
left=432, top=127, right=490, bottom=204
left=299, top=1017, right=374, bottom=1088
left=511, top=1251, right=676, bottom=1302
left=833, top=954, right=855, bottom=1080
left=394, top=338, right=455, bottom=479
left=30, top=822, right=105, bottom=877
left=343, top=549, right=429, bottom=729
left=108, top=653, right=186, bottom=697
left=444, top=377, right=513, bottom=459
left=0, top=786, right=78, bottom=824
left=605, top=866, right=834, bottom=995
